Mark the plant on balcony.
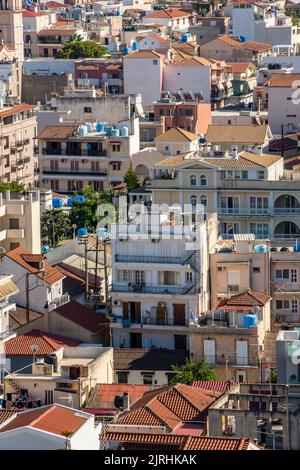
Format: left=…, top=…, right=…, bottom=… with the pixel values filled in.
left=56, top=36, right=110, bottom=59
left=0, top=182, right=25, bottom=193
left=170, top=358, right=217, bottom=385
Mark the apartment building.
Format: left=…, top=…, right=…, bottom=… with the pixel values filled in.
left=0, top=190, right=41, bottom=253
left=267, top=73, right=300, bottom=134
left=0, top=45, right=22, bottom=105
left=0, top=103, right=37, bottom=187
left=38, top=118, right=139, bottom=193
left=142, top=9, right=192, bottom=31
left=232, top=2, right=300, bottom=49
left=149, top=149, right=300, bottom=240
left=228, top=62, right=257, bottom=106
left=205, top=124, right=272, bottom=153
left=75, top=60, right=123, bottom=94
left=23, top=10, right=51, bottom=58
left=110, top=212, right=219, bottom=350
left=190, top=289, right=271, bottom=383
left=0, top=0, right=24, bottom=62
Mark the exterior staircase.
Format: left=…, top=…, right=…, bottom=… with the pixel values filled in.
left=7, top=377, right=22, bottom=395
left=182, top=250, right=201, bottom=294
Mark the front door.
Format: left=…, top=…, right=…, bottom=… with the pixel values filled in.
left=173, top=304, right=186, bottom=326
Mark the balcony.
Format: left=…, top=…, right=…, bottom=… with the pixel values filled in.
left=112, top=283, right=188, bottom=295
left=111, top=314, right=188, bottom=328
left=218, top=207, right=270, bottom=216
left=42, top=169, right=108, bottom=177
left=273, top=208, right=300, bottom=216
left=6, top=229, right=25, bottom=238
left=115, top=254, right=182, bottom=264
left=42, top=148, right=107, bottom=157
left=48, top=294, right=70, bottom=312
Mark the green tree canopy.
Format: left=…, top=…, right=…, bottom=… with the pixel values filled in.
left=0, top=182, right=25, bottom=193
left=123, top=168, right=139, bottom=194
left=56, top=37, right=110, bottom=59
left=171, top=358, right=217, bottom=385
left=41, top=208, right=70, bottom=247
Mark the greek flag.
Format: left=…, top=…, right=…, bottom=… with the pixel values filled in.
left=189, top=308, right=196, bottom=324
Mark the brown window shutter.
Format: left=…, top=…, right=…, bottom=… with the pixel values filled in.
left=123, top=302, right=129, bottom=320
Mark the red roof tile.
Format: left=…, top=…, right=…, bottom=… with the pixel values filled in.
left=86, top=384, right=153, bottom=411
left=0, top=410, right=17, bottom=426
left=145, top=8, right=190, bottom=19
left=103, top=432, right=260, bottom=450
left=0, top=405, right=91, bottom=436
left=55, top=299, right=109, bottom=333
left=0, top=104, right=34, bottom=120
left=5, top=246, right=65, bottom=285
left=217, top=290, right=271, bottom=308
left=23, top=10, right=48, bottom=17
left=192, top=380, right=234, bottom=392
left=4, top=329, right=81, bottom=356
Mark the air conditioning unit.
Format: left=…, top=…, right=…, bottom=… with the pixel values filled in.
left=113, top=300, right=122, bottom=306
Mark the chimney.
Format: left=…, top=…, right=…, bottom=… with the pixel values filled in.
left=123, top=392, right=130, bottom=411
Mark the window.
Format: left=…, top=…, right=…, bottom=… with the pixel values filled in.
left=112, top=144, right=120, bottom=152
left=257, top=170, right=265, bottom=180
left=292, top=300, right=298, bottom=314
left=204, top=339, right=216, bottom=364
left=84, top=107, right=92, bottom=113
left=253, top=267, right=261, bottom=273
left=158, top=271, right=177, bottom=285
left=200, top=174, right=207, bottom=186
left=276, top=300, right=290, bottom=309
left=228, top=271, right=240, bottom=293
left=118, top=270, right=131, bottom=282
left=190, top=195, right=197, bottom=207
left=142, top=373, right=154, bottom=385
left=9, top=218, right=19, bottom=229
left=10, top=242, right=20, bottom=250
left=249, top=197, right=269, bottom=214
left=236, top=340, right=248, bottom=366
left=220, top=170, right=226, bottom=179
left=220, top=196, right=239, bottom=214
left=135, top=270, right=145, bottom=285
left=117, top=372, right=128, bottom=384
left=249, top=223, right=268, bottom=238
left=112, top=162, right=121, bottom=171
left=185, top=272, right=193, bottom=282
left=200, top=195, right=207, bottom=206
left=241, top=170, right=248, bottom=179
left=291, top=269, right=297, bottom=283
left=189, top=175, right=196, bottom=186
left=165, top=146, right=169, bottom=151
left=153, top=59, right=158, bottom=65
left=275, top=269, right=289, bottom=279
left=221, top=222, right=240, bottom=236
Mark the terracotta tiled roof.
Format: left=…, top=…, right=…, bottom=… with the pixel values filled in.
left=38, top=28, right=77, bottom=37
left=144, top=8, right=190, bottom=19
left=0, top=410, right=16, bottom=426
left=206, top=124, right=270, bottom=144
left=4, top=329, right=81, bottom=356
left=155, top=127, right=198, bottom=143
left=38, top=125, right=78, bottom=139
left=124, top=50, right=165, bottom=59
left=228, top=62, right=253, bottom=73
left=268, top=73, right=300, bottom=87
left=115, top=384, right=221, bottom=431
left=23, top=10, right=47, bottom=17
left=205, top=152, right=281, bottom=169
left=0, top=104, right=33, bottom=120
left=149, top=33, right=168, bottom=45
left=114, top=348, right=188, bottom=371
left=86, top=384, right=153, bottom=412
left=5, top=246, right=65, bottom=285
left=242, top=40, right=272, bottom=52
left=216, top=35, right=242, bottom=46
left=103, top=432, right=260, bottom=450
left=21, top=254, right=45, bottom=263
left=192, top=380, right=234, bottom=392
left=0, top=405, right=91, bottom=436
left=55, top=299, right=109, bottom=333
left=217, top=290, right=271, bottom=308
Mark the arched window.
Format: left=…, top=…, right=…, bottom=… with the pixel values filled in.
left=200, top=174, right=207, bottom=186
left=190, top=195, right=197, bottom=207
left=189, top=175, right=197, bottom=186
left=200, top=195, right=207, bottom=207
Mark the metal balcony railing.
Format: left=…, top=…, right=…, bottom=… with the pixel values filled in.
left=112, top=283, right=188, bottom=295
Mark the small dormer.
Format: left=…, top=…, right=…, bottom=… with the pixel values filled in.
left=21, top=254, right=46, bottom=272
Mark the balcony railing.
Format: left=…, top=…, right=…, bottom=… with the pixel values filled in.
left=48, top=294, right=70, bottom=312
left=112, top=314, right=188, bottom=327
left=42, top=148, right=107, bottom=157
left=273, top=208, right=300, bottom=215
left=115, top=254, right=182, bottom=264
left=112, top=283, right=188, bottom=295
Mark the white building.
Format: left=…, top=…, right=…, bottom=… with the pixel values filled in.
left=142, top=8, right=191, bottom=32
left=110, top=210, right=219, bottom=350
left=232, top=3, right=300, bottom=49
left=267, top=72, right=300, bottom=133
left=0, top=404, right=102, bottom=450
left=0, top=246, right=68, bottom=314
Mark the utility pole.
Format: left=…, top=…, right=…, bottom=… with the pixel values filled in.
left=285, top=384, right=290, bottom=450
left=26, top=272, right=30, bottom=324
left=95, top=234, right=99, bottom=295
left=84, top=239, right=89, bottom=302
left=103, top=238, right=109, bottom=317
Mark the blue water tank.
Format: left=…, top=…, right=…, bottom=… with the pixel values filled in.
left=67, top=198, right=74, bottom=206
left=294, top=243, right=300, bottom=252
left=244, top=314, right=258, bottom=328
left=181, top=33, right=190, bottom=42
left=96, top=122, right=105, bottom=132
left=116, top=9, right=121, bottom=16
left=78, top=125, right=88, bottom=137
left=106, top=126, right=113, bottom=136
left=111, top=128, right=120, bottom=137
left=120, top=126, right=129, bottom=136
left=132, top=40, right=139, bottom=51
left=124, top=47, right=131, bottom=55
left=199, top=134, right=205, bottom=143
left=52, top=197, right=62, bottom=208
left=74, top=195, right=85, bottom=203
left=240, top=35, right=247, bottom=42
left=77, top=227, right=88, bottom=237
left=41, top=245, right=50, bottom=254
left=86, top=122, right=94, bottom=133
left=254, top=244, right=267, bottom=252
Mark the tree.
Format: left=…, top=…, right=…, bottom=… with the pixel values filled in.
left=191, top=0, right=211, bottom=16
left=68, top=186, right=113, bottom=232
left=61, top=430, right=73, bottom=450
left=41, top=208, right=70, bottom=247
left=123, top=168, right=139, bottom=194
left=56, top=38, right=110, bottom=59
left=0, top=182, right=25, bottom=193
left=270, top=368, right=277, bottom=383
left=171, top=358, right=217, bottom=385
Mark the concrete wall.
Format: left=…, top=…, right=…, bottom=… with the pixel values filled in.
left=22, top=74, right=72, bottom=104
